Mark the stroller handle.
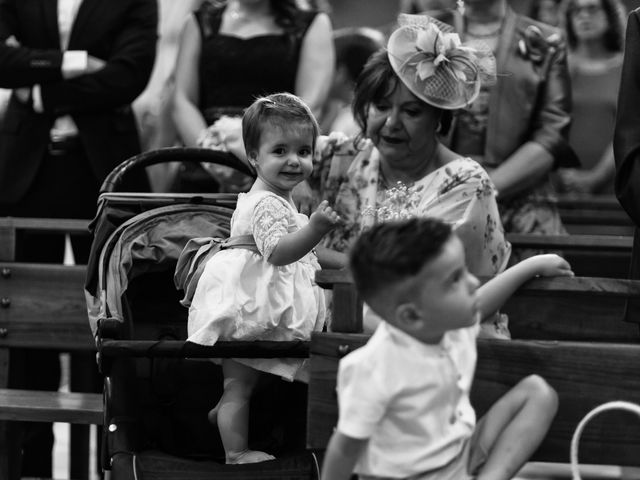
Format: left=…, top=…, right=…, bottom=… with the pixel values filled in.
left=100, top=147, right=255, bottom=194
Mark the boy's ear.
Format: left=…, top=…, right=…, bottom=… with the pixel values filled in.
left=394, top=302, right=425, bottom=331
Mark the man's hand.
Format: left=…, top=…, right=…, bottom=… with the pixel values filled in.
left=5, top=36, right=31, bottom=104
left=86, top=55, right=106, bottom=73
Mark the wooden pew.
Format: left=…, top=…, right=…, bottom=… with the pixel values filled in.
left=507, top=233, right=632, bottom=279
left=501, top=276, right=640, bottom=341
left=0, top=218, right=103, bottom=480
left=556, top=194, right=634, bottom=236
left=317, top=270, right=640, bottom=342
left=309, top=270, right=640, bottom=474
left=308, top=334, right=640, bottom=468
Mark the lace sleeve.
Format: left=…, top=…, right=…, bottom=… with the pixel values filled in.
left=251, top=195, right=291, bottom=259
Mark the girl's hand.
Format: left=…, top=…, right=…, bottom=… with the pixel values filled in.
left=309, top=200, right=341, bottom=234
left=532, top=254, right=574, bottom=277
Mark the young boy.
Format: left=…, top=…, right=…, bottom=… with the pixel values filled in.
left=322, top=217, right=572, bottom=480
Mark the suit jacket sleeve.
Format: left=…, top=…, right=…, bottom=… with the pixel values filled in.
left=40, top=0, right=158, bottom=115
left=0, top=0, right=64, bottom=87
left=614, top=9, right=640, bottom=225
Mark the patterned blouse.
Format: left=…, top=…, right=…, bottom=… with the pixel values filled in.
left=311, top=136, right=512, bottom=338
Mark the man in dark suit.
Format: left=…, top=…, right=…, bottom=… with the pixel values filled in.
left=0, top=0, right=157, bottom=477
left=614, top=7, right=640, bottom=323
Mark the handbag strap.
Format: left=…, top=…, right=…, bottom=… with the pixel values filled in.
left=570, top=400, right=640, bottom=480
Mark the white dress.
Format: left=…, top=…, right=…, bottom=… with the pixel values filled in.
left=188, top=191, right=326, bottom=381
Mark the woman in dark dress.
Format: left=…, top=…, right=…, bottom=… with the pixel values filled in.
left=171, top=0, right=334, bottom=192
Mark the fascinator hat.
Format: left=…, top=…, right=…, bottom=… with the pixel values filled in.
left=387, top=14, right=497, bottom=110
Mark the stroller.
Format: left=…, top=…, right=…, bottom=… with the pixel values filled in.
left=85, top=148, right=319, bottom=479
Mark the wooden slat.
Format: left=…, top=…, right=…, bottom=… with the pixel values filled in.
left=514, top=276, right=640, bottom=297
left=507, top=234, right=632, bottom=251
left=559, top=209, right=632, bottom=226
left=504, top=296, right=637, bottom=340
left=318, top=270, right=640, bottom=298
left=556, top=194, right=622, bottom=210
left=0, top=263, right=93, bottom=350
left=0, top=389, right=102, bottom=424
left=316, top=269, right=352, bottom=287
left=473, top=339, right=640, bottom=466
left=0, top=223, right=15, bottom=262
left=99, top=339, right=310, bottom=358
left=0, top=217, right=91, bottom=235
left=307, top=334, right=640, bottom=466
left=317, top=271, right=640, bottom=338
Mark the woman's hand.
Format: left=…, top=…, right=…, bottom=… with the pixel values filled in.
left=293, top=180, right=314, bottom=216
left=530, top=254, right=574, bottom=277
left=557, top=168, right=596, bottom=194
left=310, top=200, right=341, bottom=234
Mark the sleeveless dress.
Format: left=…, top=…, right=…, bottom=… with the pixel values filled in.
left=187, top=191, right=326, bottom=381
left=195, top=3, right=318, bottom=124
left=174, top=2, right=318, bottom=193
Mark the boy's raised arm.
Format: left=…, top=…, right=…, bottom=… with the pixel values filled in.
left=477, top=254, right=573, bottom=320
left=321, top=431, right=368, bottom=480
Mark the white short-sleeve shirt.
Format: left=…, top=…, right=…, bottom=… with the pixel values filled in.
left=336, top=321, right=479, bottom=478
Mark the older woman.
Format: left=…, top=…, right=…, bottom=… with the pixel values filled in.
left=312, top=15, right=511, bottom=338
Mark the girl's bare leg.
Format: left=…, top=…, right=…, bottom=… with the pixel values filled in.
left=214, top=359, right=275, bottom=464
left=474, top=375, right=558, bottom=480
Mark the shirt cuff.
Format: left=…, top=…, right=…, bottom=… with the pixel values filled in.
left=32, top=85, right=44, bottom=113
left=62, top=50, right=88, bottom=77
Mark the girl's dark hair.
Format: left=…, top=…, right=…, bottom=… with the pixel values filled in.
left=564, top=0, right=626, bottom=52
left=242, top=92, right=320, bottom=157
left=351, top=49, right=452, bottom=146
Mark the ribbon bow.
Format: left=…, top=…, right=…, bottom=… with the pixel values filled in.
left=402, top=23, right=479, bottom=84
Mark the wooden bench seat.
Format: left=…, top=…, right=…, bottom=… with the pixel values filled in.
left=501, top=276, right=640, bottom=341
left=0, top=388, right=102, bottom=424
left=556, top=194, right=634, bottom=236
left=507, top=233, right=633, bottom=279
left=317, top=270, right=640, bottom=341
left=0, top=217, right=101, bottom=480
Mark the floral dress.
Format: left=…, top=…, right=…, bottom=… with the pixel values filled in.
left=187, top=191, right=326, bottom=380
left=311, top=136, right=512, bottom=338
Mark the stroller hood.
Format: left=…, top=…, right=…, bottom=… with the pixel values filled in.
left=86, top=203, right=232, bottom=338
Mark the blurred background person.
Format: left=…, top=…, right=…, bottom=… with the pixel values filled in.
left=530, top=0, right=564, bottom=26
left=170, top=0, right=334, bottom=193
left=398, top=0, right=455, bottom=15
left=0, top=0, right=157, bottom=477
left=132, top=0, right=203, bottom=192
left=318, top=26, right=385, bottom=136
left=436, top=0, right=576, bottom=244
left=556, top=0, right=626, bottom=194
left=614, top=6, right=640, bottom=328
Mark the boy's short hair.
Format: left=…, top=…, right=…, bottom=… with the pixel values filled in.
left=242, top=92, right=320, bottom=157
left=349, top=217, right=453, bottom=301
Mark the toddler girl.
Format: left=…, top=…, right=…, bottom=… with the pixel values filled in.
left=187, top=93, right=340, bottom=464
